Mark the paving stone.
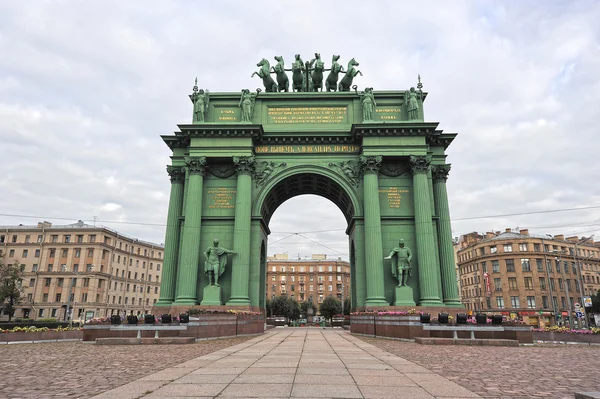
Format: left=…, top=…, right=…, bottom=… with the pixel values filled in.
left=219, top=383, right=293, bottom=397
left=359, top=385, right=435, bottom=399
left=291, top=383, right=362, bottom=398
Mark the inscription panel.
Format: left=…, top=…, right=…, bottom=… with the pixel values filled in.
left=375, top=107, right=402, bottom=121
left=267, top=106, right=348, bottom=124
left=378, top=187, right=409, bottom=208
left=255, top=144, right=360, bottom=154
left=214, top=107, right=240, bottom=122
left=207, top=188, right=236, bottom=209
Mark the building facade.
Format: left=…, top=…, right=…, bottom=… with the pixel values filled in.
left=0, top=221, right=164, bottom=321
left=266, top=255, right=351, bottom=305
left=456, top=228, right=600, bottom=327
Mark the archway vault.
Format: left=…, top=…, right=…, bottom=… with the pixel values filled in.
left=254, top=165, right=362, bottom=227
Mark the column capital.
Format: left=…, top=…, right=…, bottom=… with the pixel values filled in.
left=409, top=155, right=431, bottom=175
left=431, top=164, right=451, bottom=182
left=166, top=165, right=185, bottom=183
left=185, top=156, right=207, bottom=175
left=359, top=155, right=382, bottom=175
left=233, top=156, right=256, bottom=176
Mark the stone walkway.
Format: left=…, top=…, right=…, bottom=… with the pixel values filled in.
left=91, top=328, right=479, bottom=398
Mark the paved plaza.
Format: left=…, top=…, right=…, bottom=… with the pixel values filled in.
left=1, top=329, right=599, bottom=398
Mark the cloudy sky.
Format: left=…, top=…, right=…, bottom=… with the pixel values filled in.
left=1, top=1, right=599, bottom=260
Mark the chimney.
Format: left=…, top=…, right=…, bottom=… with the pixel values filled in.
left=566, top=236, right=578, bottom=243
left=505, top=228, right=512, bottom=233
left=554, top=234, right=564, bottom=241
left=486, top=232, right=495, bottom=238
left=519, top=229, right=529, bottom=236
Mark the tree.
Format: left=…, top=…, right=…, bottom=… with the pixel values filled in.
left=0, top=258, right=24, bottom=322
left=343, top=297, right=351, bottom=316
left=266, top=299, right=272, bottom=317
left=270, top=294, right=301, bottom=321
left=319, top=295, right=342, bottom=322
left=591, top=289, right=600, bottom=314
left=300, top=300, right=317, bottom=317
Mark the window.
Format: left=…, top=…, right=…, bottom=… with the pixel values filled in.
left=504, top=244, right=513, bottom=252
left=550, top=278, right=555, bottom=290
left=73, top=264, right=79, bottom=272
left=506, top=259, right=515, bottom=272
left=556, top=261, right=561, bottom=273
left=57, top=278, right=64, bottom=287
left=510, top=296, right=520, bottom=308
left=490, top=246, right=497, bottom=254
left=89, top=235, right=96, bottom=243
left=328, top=276, right=332, bottom=281
left=534, top=243, right=540, bottom=252
left=77, top=235, right=83, bottom=243
left=481, top=261, right=487, bottom=273
left=27, top=293, right=33, bottom=302
left=22, top=249, right=28, bottom=258
left=328, top=285, right=332, bottom=291
left=42, top=293, right=49, bottom=302
left=32, top=264, right=38, bottom=272
left=10, top=235, right=18, bottom=243
left=87, top=249, right=94, bottom=257
left=271, top=276, right=276, bottom=281
left=157, top=264, right=161, bottom=271
left=539, top=277, right=546, bottom=290
left=29, top=278, right=35, bottom=287
left=51, top=235, right=58, bottom=243
left=558, top=278, right=563, bottom=290
left=494, top=278, right=502, bottom=291
left=328, top=266, right=333, bottom=272
left=575, top=280, right=580, bottom=292
left=337, top=275, right=341, bottom=281
left=309, top=285, right=313, bottom=291
left=61, top=249, right=68, bottom=257
left=479, top=247, right=485, bottom=256
left=552, top=296, right=558, bottom=310
left=508, top=277, right=517, bottom=290
left=492, top=260, right=500, bottom=273
left=486, top=297, right=491, bottom=309
left=318, top=266, right=323, bottom=272
left=51, top=309, right=57, bottom=317
left=86, top=264, right=93, bottom=272
left=35, top=249, right=40, bottom=257
left=272, top=266, right=276, bottom=272
left=56, top=293, right=62, bottom=302
left=521, top=259, right=531, bottom=272
left=524, top=277, right=533, bottom=290
left=49, top=249, right=55, bottom=258
left=81, top=293, right=88, bottom=302
left=561, top=297, right=566, bottom=309
left=83, top=278, right=90, bottom=287
left=519, top=243, right=528, bottom=252
left=536, top=259, right=543, bottom=272
left=64, top=235, right=71, bottom=243
left=74, top=249, right=81, bottom=258
left=542, top=296, right=549, bottom=308
left=47, top=264, right=53, bottom=272
left=496, top=296, right=504, bottom=308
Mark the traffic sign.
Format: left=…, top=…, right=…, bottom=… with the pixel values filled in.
left=583, top=296, right=593, bottom=307
left=574, top=302, right=581, bottom=310
left=575, top=311, right=584, bottom=318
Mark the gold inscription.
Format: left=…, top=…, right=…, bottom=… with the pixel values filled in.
left=375, top=107, right=401, bottom=121
left=267, top=107, right=347, bottom=124
left=217, top=109, right=238, bottom=121
left=255, top=145, right=360, bottom=154
left=378, top=187, right=409, bottom=208
left=207, top=187, right=236, bottom=209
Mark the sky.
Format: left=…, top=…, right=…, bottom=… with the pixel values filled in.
left=1, top=1, right=599, bottom=261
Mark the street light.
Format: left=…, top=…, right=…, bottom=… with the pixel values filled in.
left=554, top=251, right=574, bottom=329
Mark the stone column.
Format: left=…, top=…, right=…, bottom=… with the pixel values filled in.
left=410, top=155, right=443, bottom=306
left=155, top=166, right=185, bottom=306
left=432, top=164, right=462, bottom=306
left=360, top=155, right=389, bottom=307
left=174, top=156, right=207, bottom=305
left=227, top=156, right=255, bottom=306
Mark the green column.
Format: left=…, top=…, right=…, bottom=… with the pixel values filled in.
left=174, top=156, right=206, bottom=305
left=360, top=155, right=389, bottom=307
left=410, top=155, right=443, bottom=306
left=155, top=166, right=185, bottom=306
left=432, top=164, right=462, bottom=307
left=352, top=220, right=367, bottom=308
left=227, top=156, right=255, bottom=306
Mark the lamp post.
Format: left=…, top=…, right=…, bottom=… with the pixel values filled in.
left=574, top=235, right=594, bottom=329
left=62, top=264, right=92, bottom=326
left=541, top=238, right=559, bottom=324
left=554, top=251, right=574, bottom=329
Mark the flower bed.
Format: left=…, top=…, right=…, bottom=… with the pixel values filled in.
left=0, top=327, right=82, bottom=343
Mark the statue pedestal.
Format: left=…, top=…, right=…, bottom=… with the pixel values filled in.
left=200, top=285, right=222, bottom=306
left=394, top=286, right=416, bottom=306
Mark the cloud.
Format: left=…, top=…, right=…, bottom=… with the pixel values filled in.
left=0, top=1, right=599, bottom=260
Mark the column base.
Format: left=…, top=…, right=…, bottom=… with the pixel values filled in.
left=419, top=298, right=444, bottom=306
left=394, top=286, right=416, bottom=306
left=173, top=298, right=198, bottom=306
left=226, top=297, right=251, bottom=306
left=365, top=297, right=389, bottom=307
left=154, top=299, right=174, bottom=307
left=443, top=299, right=464, bottom=308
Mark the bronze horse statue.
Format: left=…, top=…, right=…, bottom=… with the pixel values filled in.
left=326, top=55, right=344, bottom=92
left=292, top=54, right=305, bottom=92
left=251, top=58, right=278, bottom=92
left=310, top=53, right=325, bottom=92
left=338, top=58, right=362, bottom=92
left=271, top=56, right=289, bottom=92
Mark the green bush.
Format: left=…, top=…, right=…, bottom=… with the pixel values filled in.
left=36, top=318, right=58, bottom=323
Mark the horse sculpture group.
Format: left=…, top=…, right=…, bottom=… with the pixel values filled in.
left=251, top=54, right=362, bottom=93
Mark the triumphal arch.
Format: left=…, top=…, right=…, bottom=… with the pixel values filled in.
left=155, top=55, right=461, bottom=312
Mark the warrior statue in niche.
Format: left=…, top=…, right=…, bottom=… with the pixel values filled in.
left=385, top=239, right=412, bottom=287
left=204, top=239, right=236, bottom=286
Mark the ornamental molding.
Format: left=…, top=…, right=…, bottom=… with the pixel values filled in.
left=253, top=161, right=287, bottom=187
left=233, top=156, right=256, bottom=175
left=185, top=156, right=207, bottom=175
left=166, top=165, right=186, bottom=183
left=431, top=164, right=451, bottom=182
left=359, top=155, right=382, bottom=175
left=207, top=163, right=237, bottom=179
left=379, top=161, right=410, bottom=177
left=328, top=160, right=360, bottom=187
left=408, top=155, right=431, bottom=175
